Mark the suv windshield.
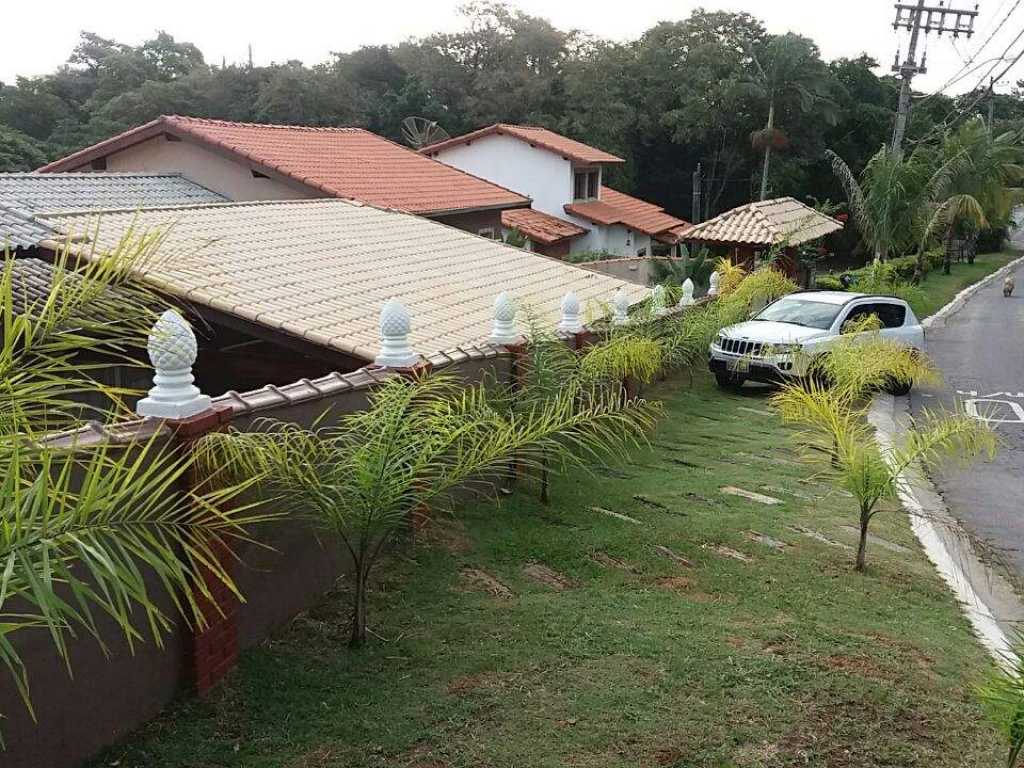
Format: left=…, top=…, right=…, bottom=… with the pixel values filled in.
left=753, top=297, right=843, bottom=330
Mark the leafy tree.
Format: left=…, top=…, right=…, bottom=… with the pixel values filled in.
left=138, top=31, right=206, bottom=80
left=630, top=13, right=765, bottom=215
left=0, top=125, right=47, bottom=171
left=0, top=78, right=73, bottom=141
left=0, top=2, right=1014, bottom=237
left=198, top=369, right=660, bottom=645
left=253, top=62, right=352, bottom=126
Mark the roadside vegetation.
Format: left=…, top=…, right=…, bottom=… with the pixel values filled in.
left=820, top=117, right=1022, bottom=315
left=773, top=319, right=996, bottom=570
left=90, top=370, right=1006, bottom=768
left=980, top=642, right=1024, bottom=768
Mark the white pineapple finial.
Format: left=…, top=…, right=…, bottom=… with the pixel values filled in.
left=678, top=278, right=696, bottom=307
left=708, top=270, right=721, bottom=297
left=136, top=309, right=212, bottom=420
left=375, top=298, right=420, bottom=368
left=558, top=290, right=583, bottom=334
left=612, top=287, right=630, bottom=325
left=489, top=292, right=520, bottom=345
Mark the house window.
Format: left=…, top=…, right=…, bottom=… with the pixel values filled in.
left=625, top=229, right=633, bottom=248
left=90, top=157, right=107, bottom=171
left=573, top=169, right=600, bottom=201
left=478, top=227, right=496, bottom=239
left=637, top=247, right=647, bottom=257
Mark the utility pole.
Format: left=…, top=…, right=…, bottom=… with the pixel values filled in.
left=691, top=163, right=702, bottom=225
left=988, top=77, right=995, bottom=131
left=890, top=0, right=979, bottom=157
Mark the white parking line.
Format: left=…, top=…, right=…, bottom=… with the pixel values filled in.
left=964, top=399, right=1024, bottom=424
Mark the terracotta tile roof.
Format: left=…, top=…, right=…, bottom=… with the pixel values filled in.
left=39, top=199, right=647, bottom=362
left=0, top=172, right=224, bottom=248
left=564, top=186, right=689, bottom=237
left=660, top=222, right=694, bottom=244
left=38, top=116, right=530, bottom=217
left=501, top=208, right=587, bottom=245
left=423, top=124, right=625, bottom=165
left=682, top=197, right=843, bottom=247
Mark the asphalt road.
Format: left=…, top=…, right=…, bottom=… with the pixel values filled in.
left=909, top=255, right=1024, bottom=575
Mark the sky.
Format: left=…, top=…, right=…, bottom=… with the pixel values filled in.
left=2, top=0, right=1021, bottom=96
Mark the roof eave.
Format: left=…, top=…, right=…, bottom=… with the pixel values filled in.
left=423, top=199, right=532, bottom=218
left=424, top=124, right=626, bottom=165
left=37, top=118, right=169, bottom=172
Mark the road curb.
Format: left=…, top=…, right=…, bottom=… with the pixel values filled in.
left=922, top=252, right=1024, bottom=330
left=869, top=395, right=1022, bottom=670
left=876, top=251, right=1024, bottom=668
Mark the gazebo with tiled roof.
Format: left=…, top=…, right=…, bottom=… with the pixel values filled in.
left=682, top=197, right=843, bottom=281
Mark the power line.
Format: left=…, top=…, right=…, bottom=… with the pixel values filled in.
left=921, top=0, right=1022, bottom=99
left=947, top=23, right=1024, bottom=111
left=972, top=0, right=1014, bottom=48
left=916, top=52, right=1017, bottom=99
left=908, top=27, right=1024, bottom=147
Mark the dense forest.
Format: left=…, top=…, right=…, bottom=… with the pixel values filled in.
left=3, top=2, right=1024, bottom=220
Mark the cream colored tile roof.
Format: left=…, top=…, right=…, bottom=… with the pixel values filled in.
left=682, top=197, right=842, bottom=247
left=39, top=199, right=649, bottom=361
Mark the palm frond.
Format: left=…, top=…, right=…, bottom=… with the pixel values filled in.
left=0, top=436, right=268, bottom=724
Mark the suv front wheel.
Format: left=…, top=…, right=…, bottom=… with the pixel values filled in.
left=714, top=371, right=745, bottom=390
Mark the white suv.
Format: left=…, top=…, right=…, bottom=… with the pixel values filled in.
left=708, top=291, right=924, bottom=391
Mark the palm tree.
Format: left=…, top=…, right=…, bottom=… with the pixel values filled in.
left=827, top=146, right=931, bottom=264
left=505, top=321, right=663, bottom=504
left=772, top=326, right=995, bottom=571
left=0, top=241, right=270, bottom=739
left=198, top=369, right=661, bottom=646
left=746, top=33, right=837, bottom=201
left=978, top=639, right=1024, bottom=768
left=919, top=118, right=1024, bottom=277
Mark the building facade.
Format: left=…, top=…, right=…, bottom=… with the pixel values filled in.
left=423, top=124, right=689, bottom=258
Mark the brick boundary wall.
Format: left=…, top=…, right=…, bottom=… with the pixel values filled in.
left=4, top=302, right=713, bottom=768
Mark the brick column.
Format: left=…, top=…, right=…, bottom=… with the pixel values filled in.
left=505, top=342, right=531, bottom=485
left=167, top=404, right=239, bottom=696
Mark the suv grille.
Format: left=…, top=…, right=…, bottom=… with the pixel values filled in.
left=721, top=338, right=765, bottom=357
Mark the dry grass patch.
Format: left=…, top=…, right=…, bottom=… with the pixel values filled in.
left=522, top=562, right=576, bottom=590
left=458, top=567, right=513, bottom=599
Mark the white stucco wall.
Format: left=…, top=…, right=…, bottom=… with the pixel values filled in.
left=571, top=225, right=650, bottom=258
left=91, top=136, right=314, bottom=202
left=432, top=134, right=571, bottom=220
left=433, top=133, right=652, bottom=258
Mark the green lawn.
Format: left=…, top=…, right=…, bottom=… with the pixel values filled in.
left=911, top=250, right=1018, bottom=319
left=92, top=372, right=1002, bottom=768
